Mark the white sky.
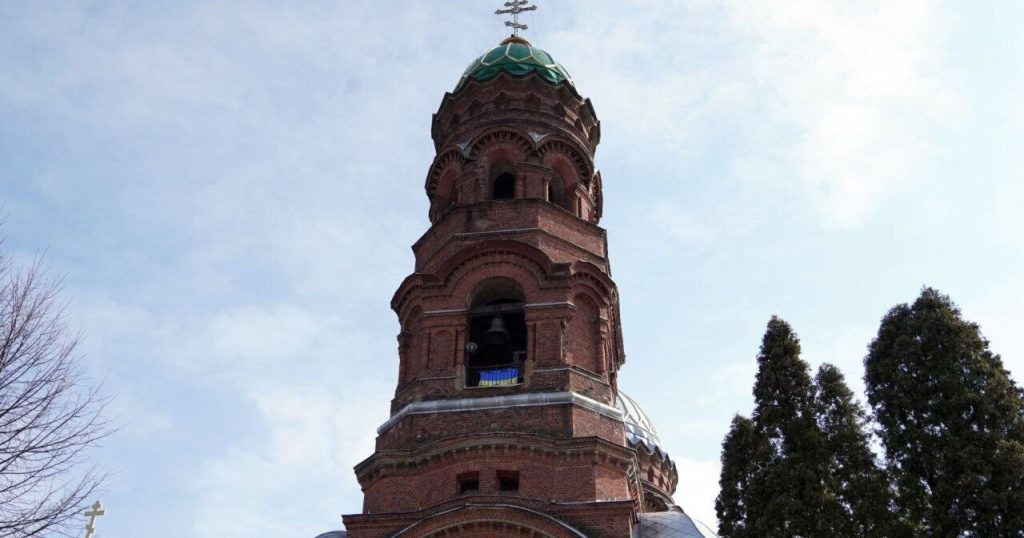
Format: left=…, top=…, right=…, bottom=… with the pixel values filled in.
left=1, top=1, right=1022, bottom=536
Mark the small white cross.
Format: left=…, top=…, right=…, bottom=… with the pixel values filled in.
left=495, top=0, right=538, bottom=36
left=83, top=501, right=106, bottom=538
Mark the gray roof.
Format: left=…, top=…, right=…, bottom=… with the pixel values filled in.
left=618, top=391, right=663, bottom=450
left=618, top=392, right=676, bottom=470
left=313, top=532, right=347, bottom=538
left=638, top=508, right=718, bottom=538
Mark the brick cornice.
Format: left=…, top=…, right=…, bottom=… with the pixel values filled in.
left=412, top=199, right=609, bottom=268
left=377, top=391, right=622, bottom=435
left=355, top=432, right=637, bottom=485
left=431, top=72, right=599, bottom=154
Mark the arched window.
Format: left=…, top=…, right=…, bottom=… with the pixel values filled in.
left=465, top=280, right=526, bottom=387
left=493, top=173, right=516, bottom=200
left=569, top=294, right=603, bottom=374
left=548, top=173, right=566, bottom=208
left=430, top=168, right=458, bottom=222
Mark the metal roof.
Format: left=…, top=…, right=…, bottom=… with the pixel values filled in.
left=638, top=508, right=718, bottom=538
left=456, top=40, right=574, bottom=92
left=618, top=391, right=664, bottom=451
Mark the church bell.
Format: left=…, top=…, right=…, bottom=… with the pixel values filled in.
left=485, top=314, right=511, bottom=345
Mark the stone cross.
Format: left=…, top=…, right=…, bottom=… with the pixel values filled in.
left=83, top=501, right=106, bottom=538
left=495, top=0, right=538, bottom=36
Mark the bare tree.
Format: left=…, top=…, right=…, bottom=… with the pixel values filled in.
left=1, top=244, right=109, bottom=537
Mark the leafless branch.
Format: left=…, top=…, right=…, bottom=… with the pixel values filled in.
left=0, top=243, right=110, bottom=538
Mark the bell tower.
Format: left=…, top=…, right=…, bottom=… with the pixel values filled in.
left=341, top=9, right=689, bottom=538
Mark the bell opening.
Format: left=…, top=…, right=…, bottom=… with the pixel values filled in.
left=466, top=291, right=527, bottom=387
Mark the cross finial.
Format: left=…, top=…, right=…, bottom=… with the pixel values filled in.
left=495, top=0, right=538, bottom=37
left=83, top=501, right=106, bottom=538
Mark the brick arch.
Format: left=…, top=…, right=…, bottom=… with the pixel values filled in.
left=392, top=272, right=441, bottom=327
left=468, top=276, right=526, bottom=308
left=569, top=293, right=603, bottom=375
left=543, top=152, right=579, bottom=214
left=537, top=138, right=593, bottom=186
left=439, top=241, right=555, bottom=302
left=391, top=242, right=554, bottom=323
left=430, top=166, right=461, bottom=221
left=544, top=152, right=581, bottom=188
left=392, top=504, right=588, bottom=538
left=468, top=128, right=535, bottom=164
left=402, top=305, right=425, bottom=385
left=447, top=255, right=548, bottom=309
left=569, top=262, right=617, bottom=307
left=426, top=148, right=468, bottom=198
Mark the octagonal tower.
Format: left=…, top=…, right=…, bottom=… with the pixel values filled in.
left=340, top=35, right=700, bottom=538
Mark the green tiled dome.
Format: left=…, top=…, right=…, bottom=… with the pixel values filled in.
left=456, top=37, right=574, bottom=91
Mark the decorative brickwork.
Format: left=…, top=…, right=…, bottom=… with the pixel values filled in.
left=342, top=37, right=682, bottom=538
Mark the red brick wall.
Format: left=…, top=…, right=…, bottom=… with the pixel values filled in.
left=362, top=452, right=629, bottom=514
left=347, top=67, right=647, bottom=537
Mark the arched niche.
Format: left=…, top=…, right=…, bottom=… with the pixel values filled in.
left=430, top=167, right=459, bottom=220
left=489, top=159, right=518, bottom=200
left=569, top=293, right=603, bottom=375
left=401, top=305, right=424, bottom=385
left=543, top=152, right=582, bottom=214
left=548, top=172, right=566, bottom=208
left=464, top=277, right=527, bottom=387
left=425, top=148, right=467, bottom=221
left=393, top=504, right=588, bottom=538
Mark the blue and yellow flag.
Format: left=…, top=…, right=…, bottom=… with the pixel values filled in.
left=479, top=367, right=520, bottom=387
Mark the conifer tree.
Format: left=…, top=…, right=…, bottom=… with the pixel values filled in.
left=717, top=318, right=901, bottom=537
left=715, top=317, right=828, bottom=536
left=865, top=288, right=1024, bottom=536
left=716, top=414, right=765, bottom=538
left=813, top=363, right=894, bottom=537
left=746, top=317, right=825, bottom=537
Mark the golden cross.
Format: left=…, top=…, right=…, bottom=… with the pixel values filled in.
left=83, top=501, right=106, bottom=538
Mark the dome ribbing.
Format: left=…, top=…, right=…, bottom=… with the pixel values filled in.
left=455, top=36, right=574, bottom=91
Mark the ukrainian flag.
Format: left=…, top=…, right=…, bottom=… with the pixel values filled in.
left=479, top=367, right=520, bottom=387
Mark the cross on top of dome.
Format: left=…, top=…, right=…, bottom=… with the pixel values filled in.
left=495, top=0, right=538, bottom=37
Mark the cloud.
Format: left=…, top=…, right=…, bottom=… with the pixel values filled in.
left=965, top=279, right=1024, bottom=382
left=694, top=360, right=757, bottom=410
left=555, top=0, right=957, bottom=229
left=108, top=393, right=176, bottom=440
left=171, top=303, right=394, bottom=536
left=192, top=383, right=385, bottom=538
left=204, top=305, right=327, bottom=363
left=650, top=202, right=715, bottom=244
left=724, top=0, right=958, bottom=228
left=799, top=324, right=877, bottom=401
left=672, top=456, right=722, bottom=534
left=4, top=3, right=1012, bottom=538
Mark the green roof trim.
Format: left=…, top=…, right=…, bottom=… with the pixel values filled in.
left=456, top=41, right=574, bottom=91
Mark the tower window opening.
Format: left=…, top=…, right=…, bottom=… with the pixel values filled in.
left=493, top=173, right=516, bottom=200
left=548, top=173, right=566, bottom=209
left=498, top=470, right=520, bottom=492
left=466, top=283, right=527, bottom=388
left=458, top=472, right=480, bottom=494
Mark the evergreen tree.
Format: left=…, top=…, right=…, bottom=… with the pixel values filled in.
left=865, top=288, right=1024, bottom=536
left=715, top=317, right=827, bottom=536
left=813, top=363, right=895, bottom=537
left=717, top=318, right=901, bottom=537
left=746, top=317, right=825, bottom=537
left=716, top=414, right=766, bottom=537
